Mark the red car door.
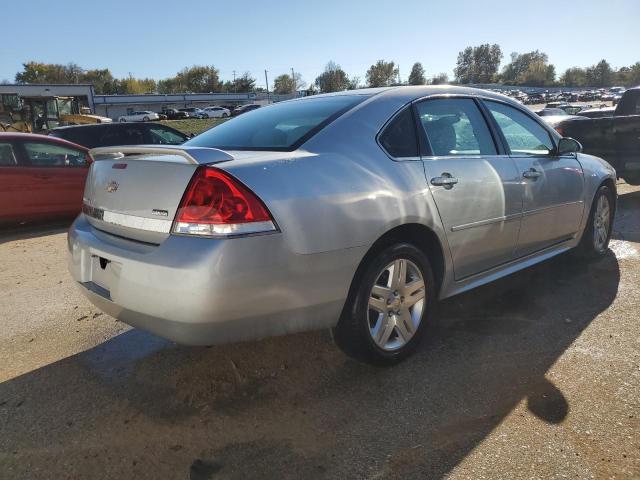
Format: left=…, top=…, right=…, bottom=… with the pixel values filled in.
left=19, top=140, right=90, bottom=218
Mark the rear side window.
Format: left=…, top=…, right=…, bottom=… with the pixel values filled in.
left=99, top=126, right=145, bottom=147
left=23, top=142, right=87, bottom=166
left=484, top=101, right=554, bottom=155
left=0, top=142, right=18, bottom=166
left=51, top=128, right=95, bottom=148
left=416, top=98, right=497, bottom=156
left=185, top=95, right=367, bottom=151
left=379, top=107, right=419, bottom=158
left=146, top=125, right=186, bottom=145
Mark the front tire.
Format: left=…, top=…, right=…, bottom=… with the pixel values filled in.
left=119, top=118, right=126, bottom=122
left=143, top=116, right=150, bottom=122
left=577, top=184, right=614, bottom=257
left=334, top=243, right=436, bottom=365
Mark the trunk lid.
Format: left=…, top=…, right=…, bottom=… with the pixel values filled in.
left=83, top=146, right=233, bottom=243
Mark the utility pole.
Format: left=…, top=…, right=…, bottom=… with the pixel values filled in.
left=264, top=70, right=269, bottom=103
left=291, top=67, right=296, bottom=95
left=232, top=70, right=237, bottom=93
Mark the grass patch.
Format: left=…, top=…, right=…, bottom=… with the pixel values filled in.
left=160, top=118, right=227, bottom=136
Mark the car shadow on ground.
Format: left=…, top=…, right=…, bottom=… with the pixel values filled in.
left=0, top=245, right=621, bottom=479
left=0, top=221, right=71, bottom=246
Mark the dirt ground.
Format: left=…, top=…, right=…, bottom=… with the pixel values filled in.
left=0, top=184, right=638, bottom=480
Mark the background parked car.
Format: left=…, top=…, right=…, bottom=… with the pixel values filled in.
left=161, top=108, right=189, bottom=120
left=118, top=111, right=160, bottom=122
left=201, top=106, right=230, bottom=118
left=231, top=104, right=261, bottom=116
left=555, top=87, right=640, bottom=184
left=179, top=107, right=206, bottom=118
left=49, top=122, right=188, bottom=149
left=0, top=132, right=90, bottom=224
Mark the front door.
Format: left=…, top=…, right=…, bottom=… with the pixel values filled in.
left=483, top=100, right=585, bottom=257
left=416, top=97, right=523, bottom=280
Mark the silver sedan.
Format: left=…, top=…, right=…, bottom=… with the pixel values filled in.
left=68, top=86, right=616, bottom=364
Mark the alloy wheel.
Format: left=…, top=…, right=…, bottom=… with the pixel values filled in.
left=367, top=259, right=426, bottom=351
left=593, top=194, right=611, bottom=253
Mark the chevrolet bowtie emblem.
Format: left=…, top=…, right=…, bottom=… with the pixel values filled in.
left=105, top=181, right=119, bottom=193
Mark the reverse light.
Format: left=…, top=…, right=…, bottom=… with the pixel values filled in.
left=172, top=166, right=277, bottom=237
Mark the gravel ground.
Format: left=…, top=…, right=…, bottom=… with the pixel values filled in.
left=0, top=183, right=638, bottom=480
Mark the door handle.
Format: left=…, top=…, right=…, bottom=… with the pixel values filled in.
left=522, top=168, right=541, bottom=180
left=430, top=173, right=458, bottom=189
left=35, top=174, right=51, bottom=180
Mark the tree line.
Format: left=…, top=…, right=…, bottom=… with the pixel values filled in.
left=10, top=49, right=640, bottom=96
left=452, top=44, right=640, bottom=88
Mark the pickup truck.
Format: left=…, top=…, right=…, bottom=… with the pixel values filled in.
left=555, top=87, right=640, bottom=184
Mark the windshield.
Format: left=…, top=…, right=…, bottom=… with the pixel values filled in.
left=185, top=95, right=367, bottom=151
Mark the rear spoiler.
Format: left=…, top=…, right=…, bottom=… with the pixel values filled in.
left=89, top=145, right=233, bottom=165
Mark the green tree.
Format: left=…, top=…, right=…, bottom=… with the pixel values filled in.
left=585, top=60, right=614, bottom=87
left=454, top=44, right=502, bottom=84
left=272, top=72, right=304, bottom=94
left=615, top=62, right=640, bottom=86
left=273, top=74, right=294, bottom=94
left=560, top=67, right=587, bottom=87
left=366, top=60, right=398, bottom=87
left=430, top=73, right=449, bottom=85
left=232, top=72, right=256, bottom=93
left=81, top=69, right=116, bottom=94
left=315, top=61, right=350, bottom=93
left=347, top=76, right=360, bottom=90
left=176, top=65, right=221, bottom=93
left=501, top=51, right=555, bottom=86
left=408, top=62, right=426, bottom=85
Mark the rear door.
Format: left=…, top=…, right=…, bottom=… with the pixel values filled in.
left=483, top=100, right=584, bottom=257
left=415, top=97, right=523, bottom=280
left=18, top=140, right=90, bottom=216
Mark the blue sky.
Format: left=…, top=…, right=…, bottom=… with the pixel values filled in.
left=1, top=0, right=638, bottom=87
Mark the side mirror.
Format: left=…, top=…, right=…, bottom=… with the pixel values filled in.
left=557, top=137, right=582, bottom=155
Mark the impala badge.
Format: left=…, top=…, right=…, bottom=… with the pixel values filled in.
left=105, top=181, right=119, bottom=193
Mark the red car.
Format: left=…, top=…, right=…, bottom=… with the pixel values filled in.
left=0, top=133, right=91, bottom=225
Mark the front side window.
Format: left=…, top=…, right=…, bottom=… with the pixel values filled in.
left=378, top=107, right=418, bottom=158
left=0, top=142, right=18, bottom=166
left=185, top=95, right=367, bottom=150
left=484, top=101, right=554, bottom=155
left=415, top=98, right=497, bottom=156
left=23, top=142, right=87, bottom=166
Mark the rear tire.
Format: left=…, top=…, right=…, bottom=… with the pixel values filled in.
left=333, top=243, right=436, bottom=365
left=623, top=173, right=640, bottom=186
left=577, top=184, right=614, bottom=258
left=119, top=118, right=126, bottom=122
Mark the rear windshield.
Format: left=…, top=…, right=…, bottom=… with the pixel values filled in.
left=185, top=95, right=367, bottom=151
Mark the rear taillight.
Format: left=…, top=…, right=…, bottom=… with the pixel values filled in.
left=172, top=166, right=277, bottom=237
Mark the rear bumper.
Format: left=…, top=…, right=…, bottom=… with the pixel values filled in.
left=68, top=215, right=364, bottom=345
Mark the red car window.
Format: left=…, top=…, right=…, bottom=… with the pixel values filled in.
left=23, top=142, right=88, bottom=167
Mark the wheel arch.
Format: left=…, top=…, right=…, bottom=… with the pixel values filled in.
left=339, top=223, right=446, bottom=325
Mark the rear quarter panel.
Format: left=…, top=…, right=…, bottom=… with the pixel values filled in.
left=221, top=92, right=448, bottom=257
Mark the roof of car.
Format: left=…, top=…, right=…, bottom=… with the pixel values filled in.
left=0, top=131, right=89, bottom=151
left=285, top=85, right=522, bottom=108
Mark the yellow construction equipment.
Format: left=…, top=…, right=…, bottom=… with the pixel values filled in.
left=0, top=94, right=111, bottom=133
